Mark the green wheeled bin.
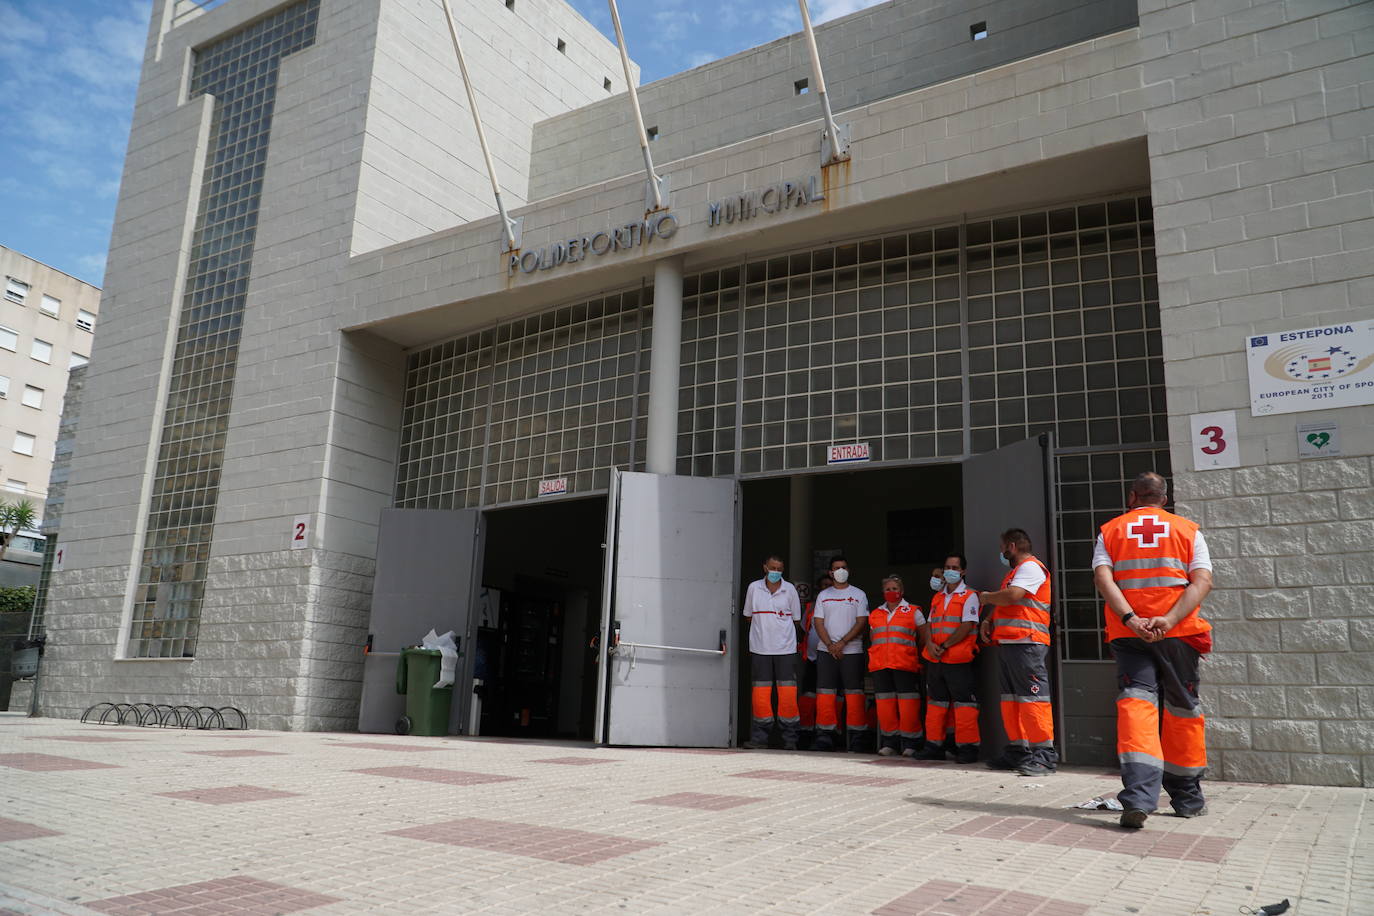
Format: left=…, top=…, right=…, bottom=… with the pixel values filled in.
left=394, top=648, right=454, bottom=736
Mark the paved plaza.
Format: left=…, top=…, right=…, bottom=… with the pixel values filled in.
left=1, top=712, right=1368, bottom=915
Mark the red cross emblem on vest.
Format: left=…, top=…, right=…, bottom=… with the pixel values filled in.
left=1127, top=514, right=1170, bottom=548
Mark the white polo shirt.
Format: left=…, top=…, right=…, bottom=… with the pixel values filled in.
left=742, top=578, right=802, bottom=655
left=813, top=585, right=870, bottom=655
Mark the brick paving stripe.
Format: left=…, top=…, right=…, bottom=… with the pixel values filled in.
left=945, top=815, right=1236, bottom=863
left=185, top=749, right=287, bottom=757
left=386, top=817, right=662, bottom=865
left=352, top=766, right=523, bottom=786
left=531, top=756, right=620, bottom=766
left=328, top=741, right=443, bottom=752
left=156, top=785, right=303, bottom=805
left=0, top=753, right=121, bottom=772
left=634, top=792, right=766, bottom=811
left=33, top=736, right=143, bottom=743
left=875, top=879, right=1091, bottom=915
left=0, top=817, right=61, bottom=842
left=731, top=769, right=909, bottom=787
left=85, top=875, right=339, bottom=915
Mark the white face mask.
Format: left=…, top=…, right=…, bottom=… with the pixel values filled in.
left=831, top=568, right=849, bottom=585
left=929, top=576, right=944, bottom=592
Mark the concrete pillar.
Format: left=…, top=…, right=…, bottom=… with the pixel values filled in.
left=646, top=256, right=684, bottom=475
left=789, top=475, right=812, bottom=587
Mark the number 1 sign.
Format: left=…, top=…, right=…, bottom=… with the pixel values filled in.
left=1190, top=410, right=1241, bottom=471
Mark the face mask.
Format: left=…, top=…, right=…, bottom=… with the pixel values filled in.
left=943, top=569, right=962, bottom=585
left=999, top=551, right=1011, bottom=568
left=766, top=570, right=782, bottom=584
left=832, top=568, right=849, bottom=584
left=884, top=589, right=902, bottom=603
left=928, top=576, right=943, bottom=591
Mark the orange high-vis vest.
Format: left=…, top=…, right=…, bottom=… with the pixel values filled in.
left=923, top=587, right=977, bottom=664
left=868, top=602, right=922, bottom=672
left=992, top=556, right=1052, bottom=646
left=1100, top=507, right=1210, bottom=642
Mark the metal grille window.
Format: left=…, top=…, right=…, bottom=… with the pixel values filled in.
left=677, top=269, right=742, bottom=477
left=397, top=291, right=649, bottom=508
left=127, top=0, right=319, bottom=659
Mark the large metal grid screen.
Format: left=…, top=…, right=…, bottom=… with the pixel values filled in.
left=127, top=1, right=319, bottom=659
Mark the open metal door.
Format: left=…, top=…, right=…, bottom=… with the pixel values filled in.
left=358, top=508, right=484, bottom=734
left=595, top=470, right=739, bottom=747
left=961, top=433, right=1061, bottom=760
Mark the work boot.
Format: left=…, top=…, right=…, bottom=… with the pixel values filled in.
left=985, top=755, right=1018, bottom=771
left=1173, top=805, right=1208, bottom=818
left=1120, top=808, right=1149, bottom=829
left=1015, top=761, right=1056, bottom=777
left=782, top=740, right=799, bottom=751
left=955, top=745, right=981, bottom=764
left=916, top=744, right=947, bottom=761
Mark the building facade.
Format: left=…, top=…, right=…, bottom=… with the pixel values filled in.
left=37, top=0, right=1374, bottom=787
left=0, top=247, right=99, bottom=521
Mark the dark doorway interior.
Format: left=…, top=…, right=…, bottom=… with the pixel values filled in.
left=479, top=496, right=606, bottom=739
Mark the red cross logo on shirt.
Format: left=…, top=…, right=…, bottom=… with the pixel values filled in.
left=1127, top=514, right=1170, bottom=548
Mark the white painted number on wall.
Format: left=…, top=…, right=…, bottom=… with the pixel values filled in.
left=291, top=515, right=310, bottom=550
left=1190, top=410, right=1241, bottom=471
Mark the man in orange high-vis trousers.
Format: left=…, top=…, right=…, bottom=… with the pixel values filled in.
left=868, top=575, right=927, bottom=757
left=919, top=553, right=981, bottom=763
left=742, top=554, right=803, bottom=749
left=1093, top=472, right=1214, bottom=830
left=978, top=528, right=1058, bottom=777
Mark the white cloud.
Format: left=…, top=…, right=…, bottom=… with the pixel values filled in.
left=812, top=0, right=885, bottom=23
left=74, top=252, right=107, bottom=284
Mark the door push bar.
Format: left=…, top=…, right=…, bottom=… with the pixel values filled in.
left=609, top=627, right=728, bottom=670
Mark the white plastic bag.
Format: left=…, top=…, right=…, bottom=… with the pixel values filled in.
left=420, top=629, right=459, bottom=688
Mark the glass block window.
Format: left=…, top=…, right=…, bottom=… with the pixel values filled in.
left=29, top=534, right=59, bottom=639
left=397, top=291, right=649, bottom=508
left=676, top=268, right=742, bottom=478
left=127, top=0, right=319, bottom=660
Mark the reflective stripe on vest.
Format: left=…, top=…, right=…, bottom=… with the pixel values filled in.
left=1100, top=508, right=1210, bottom=642
left=993, top=557, right=1052, bottom=646
left=924, top=588, right=977, bottom=664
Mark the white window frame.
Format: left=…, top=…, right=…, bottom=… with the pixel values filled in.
left=30, top=338, right=52, bottom=364
left=76, top=309, right=95, bottom=332
left=0, top=326, right=17, bottom=352
left=4, top=480, right=24, bottom=495
left=40, top=294, right=61, bottom=317
left=4, top=277, right=28, bottom=304
left=13, top=432, right=35, bottom=456
left=0, top=376, right=9, bottom=399
left=69, top=352, right=89, bottom=369
left=21, top=385, right=43, bottom=409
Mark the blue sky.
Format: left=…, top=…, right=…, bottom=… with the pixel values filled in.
left=0, top=0, right=877, bottom=288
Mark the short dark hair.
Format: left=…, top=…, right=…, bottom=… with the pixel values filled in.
left=763, top=554, right=785, bottom=566
left=1130, top=471, right=1168, bottom=505
left=1000, top=528, right=1032, bottom=553
left=943, top=553, right=967, bottom=570
left=828, top=555, right=848, bottom=570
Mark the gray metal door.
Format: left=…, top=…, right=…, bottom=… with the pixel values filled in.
left=358, top=508, right=484, bottom=734
left=596, top=471, right=739, bottom=747
left=961, top=433, right=1061, bottom=759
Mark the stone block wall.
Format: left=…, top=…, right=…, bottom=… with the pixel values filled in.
left=1142, top=0, right=1374, bottom=786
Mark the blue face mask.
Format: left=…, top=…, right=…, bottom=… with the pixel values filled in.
left=766, top=570, right=782, bottom=584
left=943, top=569, right=962, bottom=584
left=998, top=552, right=1011, bottom=568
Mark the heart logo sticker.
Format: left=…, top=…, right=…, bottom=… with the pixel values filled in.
left=1306, top=432, right=1330, bottom=448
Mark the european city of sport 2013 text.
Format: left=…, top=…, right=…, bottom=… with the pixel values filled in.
left=506, top=175, right=824, bottom=276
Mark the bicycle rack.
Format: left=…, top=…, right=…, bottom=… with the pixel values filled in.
left=79, top=701, right=250, bottom=730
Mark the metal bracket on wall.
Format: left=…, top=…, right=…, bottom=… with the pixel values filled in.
left=645, top=174, right=670, bottom=214
left=502, top=215, right=523, bottom=253
left=821, top=123, right=851, bottom=166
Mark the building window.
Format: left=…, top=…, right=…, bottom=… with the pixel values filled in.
left=4, top=480, right=24, bottom=494
left=13, top=433, right=35, bottom=456
left=794, top=78, right=809, bottom=95
left=30, top=339, right=52, bottom=363
left=4, top=278, right=28, bottom=304
left=70, top=352, right=89, bottom=369
left=970, top=22, right=988, bottom=40
left=0, top=376, right=8, bottom=398
left=76, top=309, right=96, bottom=332
left=40, top=295, right=61, bottom=317
left=21, top=385, right=42, bottom=409
left=556, top=38, right=566, bottom=53
left=646, top=126, right=659, bottom=141
left=505, top=0, right=514, bottom=8
left=0, top=327, right=17, bottom=352
left=604, top=77, right=612, bottom=91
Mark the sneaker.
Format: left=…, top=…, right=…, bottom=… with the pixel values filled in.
left=955, top=746, right=981, bottom=765
left=985, top=756, right=1018, bottom=771
left=1015, top=761, right=1056, bottom=777
left=1173, top=805, right=1208, bottom=818
left=1120, top=808, right=1149, bottom=829
left=877, top=746, right=896, bottom=757
left=916, top=745, right=947, bottom=761
left=900, top=748, right=917, bottom=758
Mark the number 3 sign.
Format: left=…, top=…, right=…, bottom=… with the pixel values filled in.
left=1190, top=410, right=1241, bottom=471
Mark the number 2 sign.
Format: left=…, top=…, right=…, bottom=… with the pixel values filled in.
left=291, top=515, right=311, bottom=550
left=1190, top=410, right=1240, bottom=471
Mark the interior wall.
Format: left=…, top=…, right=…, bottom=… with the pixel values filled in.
left=481, top=497, right=606, bottom=595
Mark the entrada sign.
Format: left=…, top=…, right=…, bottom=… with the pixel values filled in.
left=508, top=213, right=680, bottom=275
left=707, top=175, right=825, bottom=227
